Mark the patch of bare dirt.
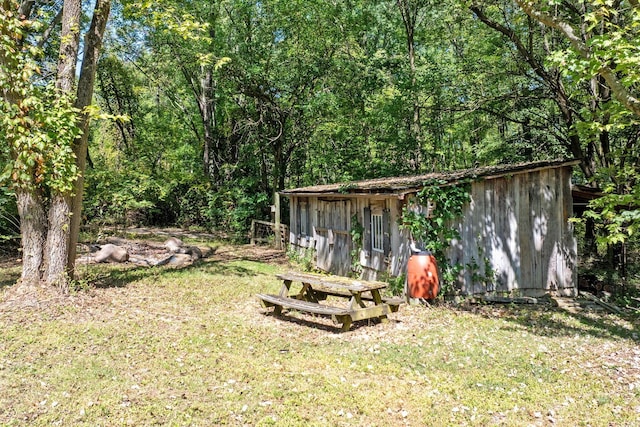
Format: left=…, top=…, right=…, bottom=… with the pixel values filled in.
left=81, top=227, right=287, bottom=265
left=211, top=244, right=289, bottom=265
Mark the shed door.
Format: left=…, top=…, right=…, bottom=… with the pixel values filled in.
left=315, top=200, right=352, bottom=276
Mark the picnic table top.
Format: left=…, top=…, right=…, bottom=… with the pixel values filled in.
left=276, top=271, right=388, bottom=292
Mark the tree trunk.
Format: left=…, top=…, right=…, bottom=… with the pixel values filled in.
left=43, top=194, right=72, bottom=288
left=42, top=0, right=81, bottom=288
left=55, top=0, right=81, bottom=92
left=4, top=1, right=45, bottom=289
left=15, top=188, right=46, bottom=288
left=272, top=137, right=283, bottom=197
left=397, top=0, right=423, bottom=171
left=66, top=0, right=112, bottom=276
left=199, top=66, right=217, bottom=180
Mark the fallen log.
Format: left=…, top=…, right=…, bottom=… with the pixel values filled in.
left=579, top=291, right=624, bottom=314
left=482, top=295, right=538, bottom=305
left=94, top=244, right=129, bottom=263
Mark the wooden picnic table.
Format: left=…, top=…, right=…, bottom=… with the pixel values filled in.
left=257, top=271, right=403, bottom=331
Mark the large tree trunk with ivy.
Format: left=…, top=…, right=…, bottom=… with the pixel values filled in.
left=42, top=0, right=81, bottom=287
left=43, top=194, right=73, bottom=287
left=3, top=0, right=111, bottom=294
left=1, top=1, right=40, bottom=288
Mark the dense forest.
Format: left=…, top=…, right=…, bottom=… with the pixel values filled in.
left=2, top=0, right=640, bottom=289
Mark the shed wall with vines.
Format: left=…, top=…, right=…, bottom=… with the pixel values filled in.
left=281, top=159, right=579, bottom=297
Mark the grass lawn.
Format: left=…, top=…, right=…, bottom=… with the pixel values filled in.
left=0, top=242, right=639, bottom=426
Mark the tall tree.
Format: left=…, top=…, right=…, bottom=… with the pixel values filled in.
left=396, top=0, right=428, bottom=170
left=1, top=0, right=111, bottom=292
left=66, top=0, right=112, bottom=276
left=510, top=0, right=640, bottom=249
left=43, top=0, right=82, bottom=285
left=515, top=0, right=640, bottom=118
left=469, top=0, right=603, bottom=179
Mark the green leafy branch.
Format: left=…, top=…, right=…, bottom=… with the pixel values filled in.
left=582, top=172, right=640, bottom=251
left=1, top=4, right=81, bottom=195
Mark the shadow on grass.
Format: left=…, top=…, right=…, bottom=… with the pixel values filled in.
left=87, top=258, right=262, bottom=289
left=259, top=309, right=397, bottom=334
left=195, top=260, right=257, bottom=276
left=0, top=261, right=251, bottom=291
left=0, top=248, right=21, bottom=291
left=461, top=303, right=639, bottom=344
left=0, top=271, right=20, bottom=291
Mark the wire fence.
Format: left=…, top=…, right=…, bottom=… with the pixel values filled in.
left=250, top=219, right=288, bottom=249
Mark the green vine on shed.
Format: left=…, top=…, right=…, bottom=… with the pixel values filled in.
left=400, top=179, right=472, bottom=297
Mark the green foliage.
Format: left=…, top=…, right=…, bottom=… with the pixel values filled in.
left=438, top=263, right=465, bottom=298
left=386, top=273, right=406, bottom=297
left=544, top=1, right=640, bottom=117
left=2, top=89, right=81, bottom=193
left=176, top=184, right=212, bottom=228
left=0, top=6, right=81, bottom=196
left=400, top=180, right=471, bottom=296
left=286, top=246, right=315, bottom=272
left=401, top=180, right=471, bottom=253
left=84, top=163, right=160, bottom=227
left=583, top=169, right=640, bottom=250
left=204, top=182, right=270, bottom=241
left=466, top=245, right=495, bottom=293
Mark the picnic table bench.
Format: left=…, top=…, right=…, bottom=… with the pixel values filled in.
left=257, top=271, right=404, bottom=331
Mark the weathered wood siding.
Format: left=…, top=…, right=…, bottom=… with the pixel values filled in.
left=358, top=198, right=386, bottom=280
left=288, top=196, right=356, bottom=275
left=288, top=195, right=404, bottom=278
left=448, top=166, right=577, bottom=296
left=286, top=164, right=577, bottom=296
left=315, top=199, right=352, bottom=276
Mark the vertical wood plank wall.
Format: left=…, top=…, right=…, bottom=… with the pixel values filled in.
left=449, top=166, right=577, bottom=296
left=315, top=199, right=352, bottom=276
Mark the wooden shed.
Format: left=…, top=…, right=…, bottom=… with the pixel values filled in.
left=281, top=159, right=580, bottom=297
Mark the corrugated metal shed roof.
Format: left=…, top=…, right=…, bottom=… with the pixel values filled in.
left=281, top=159, right=580, bottom=197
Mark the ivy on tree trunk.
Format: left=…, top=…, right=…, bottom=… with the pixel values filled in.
left=1, top=0, right=111, bottom=292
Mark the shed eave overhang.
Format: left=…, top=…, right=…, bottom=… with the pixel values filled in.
left=279, top=159, right=580, bottom=198
left=278, top=191, right=405, bottom=199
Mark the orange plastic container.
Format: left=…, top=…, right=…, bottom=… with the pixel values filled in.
left=407, top=252, right=440, bottom=299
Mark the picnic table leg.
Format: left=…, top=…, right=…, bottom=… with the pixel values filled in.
left=279, top=280, right=292, bottom=297
left=340, top=317, right=353, bottom=332
left=371, top=289, right=388, bottom=323
left=299, top=282, right=319, bottom=302
left=370, top=289, right=384, bottom=305
left=273, top=304, right=283, bottom=316
left=350, top=293, right=367, bottom=309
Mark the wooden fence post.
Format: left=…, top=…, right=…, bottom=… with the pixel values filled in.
left=274, top=192, right=282, bottom=250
